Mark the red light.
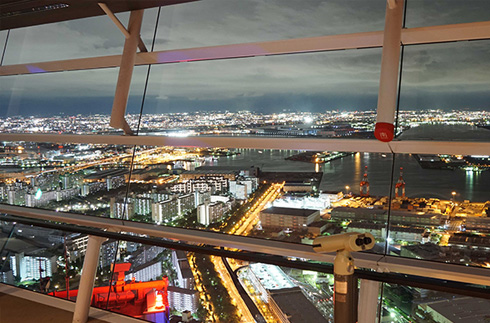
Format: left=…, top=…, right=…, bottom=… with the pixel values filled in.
left=58, top=145, right=63, bottom=149
left=374, top=122, right=394, bottom=142
left=155, top=293, right=164, bottom=309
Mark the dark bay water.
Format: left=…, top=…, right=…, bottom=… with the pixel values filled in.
left=206, top=149, right=490, bottom=202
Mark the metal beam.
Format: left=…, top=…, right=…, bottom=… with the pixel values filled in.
left=0, top=204, right=489, bottom=287
left=0, top=133, right=489, bottom=156
left=1, top=21, right=489, bottom=76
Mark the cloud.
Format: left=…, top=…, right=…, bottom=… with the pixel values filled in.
left=405, top=0, right=490, bottom=27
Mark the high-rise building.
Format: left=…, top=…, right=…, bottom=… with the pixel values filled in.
left=10, top=252, right=56, bottom=282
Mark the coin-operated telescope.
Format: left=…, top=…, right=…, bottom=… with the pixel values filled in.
left=313, top=232, right=375, bottom=323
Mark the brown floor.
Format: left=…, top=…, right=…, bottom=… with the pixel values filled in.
left=0, top=292, right=108, bottom=323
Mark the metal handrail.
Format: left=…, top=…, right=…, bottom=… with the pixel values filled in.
left=1, top=204, right=489, bottom=290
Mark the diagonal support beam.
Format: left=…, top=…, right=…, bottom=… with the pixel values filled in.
left=109, top=9, right=144, bottom=135
left=374, top=0, right=404, bottom=142
left=98, top=3, right=147, bottom=52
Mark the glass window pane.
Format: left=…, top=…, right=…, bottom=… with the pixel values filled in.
left=89, top=240, right=334, bottom=322
left=0, top=66, right=147, bottom=125
left=154, top=0, right=386, bottom=50
left=0, top=141, right=136, bottom=220
left=143, top=49, right=382, bottom=140
left=0, top=222, right=83, bottom=300
left=121, top=146, right=392, bottom=256
left=1, top=8, right=159, bottom=65
left=0, top=31, right=8, bottom=64
left=386, top=153, right=490, bottom=268
left=397, top=40, right=490, bottom=141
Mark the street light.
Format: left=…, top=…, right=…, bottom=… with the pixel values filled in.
left=451, top=191, right=457, bottom=201
left=345, top=186, right=350, bottom=195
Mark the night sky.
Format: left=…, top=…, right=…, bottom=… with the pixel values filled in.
left=1, top=0, right=489, bottom=117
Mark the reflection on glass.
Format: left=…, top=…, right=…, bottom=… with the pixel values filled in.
left=397, top=40, right=490, bottom=141
left=0, top=223, right=82, bottom=298
left=0, top=219, right=335, bottom=323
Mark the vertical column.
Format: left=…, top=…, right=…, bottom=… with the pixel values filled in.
left=358, top=279, right=381, bottom=323
left=72, top=235, right=107, bottom=323
left=374, top=0, right=404, bottom=142
left=109, top=9, right=144, bottom=135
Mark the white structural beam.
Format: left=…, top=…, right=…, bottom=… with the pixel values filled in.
left=1, top=21, right=489, bottom=76
left=109, top=10, right=144, bottom=135
left=375, top=0, right=404, bottom=142
left=72, top=235, right=107, bottom=323
left=0, top=133, right=489, bottom=156
left=98, top=3, right=148, bottom=52
left=1, top=204, right=489, bottom=287
left=98, top=3, right=130, bottom=38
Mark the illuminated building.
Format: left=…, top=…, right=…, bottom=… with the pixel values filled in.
left=110, top=197, right=135, bottom=219
left=171, top=176, right=229, bottom=194
left=179, top=170, right=236, bottom=181
left=171, top=251, right=195, bottom=290
left=193, top=189, right=211, bottom=208
left=134, top=196, right=153, bottom=215
left=10, top=252, right=55, bottom=282
left=126, top=260, right=163, bottom=282
left=260, top=207, right=320, bottom=231
left=197, top=201, right=228, bottom=226
left=229, top=180, right=247, bottom=199
left=66, top=233, right=89, bottom=262
left=152, top=193, right=195, bottom=223
left=167, top=286, right=199, bottom=313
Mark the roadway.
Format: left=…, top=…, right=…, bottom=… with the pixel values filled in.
left=229, top=183, right=284, bottom=236
left=213, top=182, right=284, bottom=322
left=222, top=257, right=266, bottom=323
left=212, top=255, right=257, bottom=322
left=187, top=183, right=283, bottom=322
